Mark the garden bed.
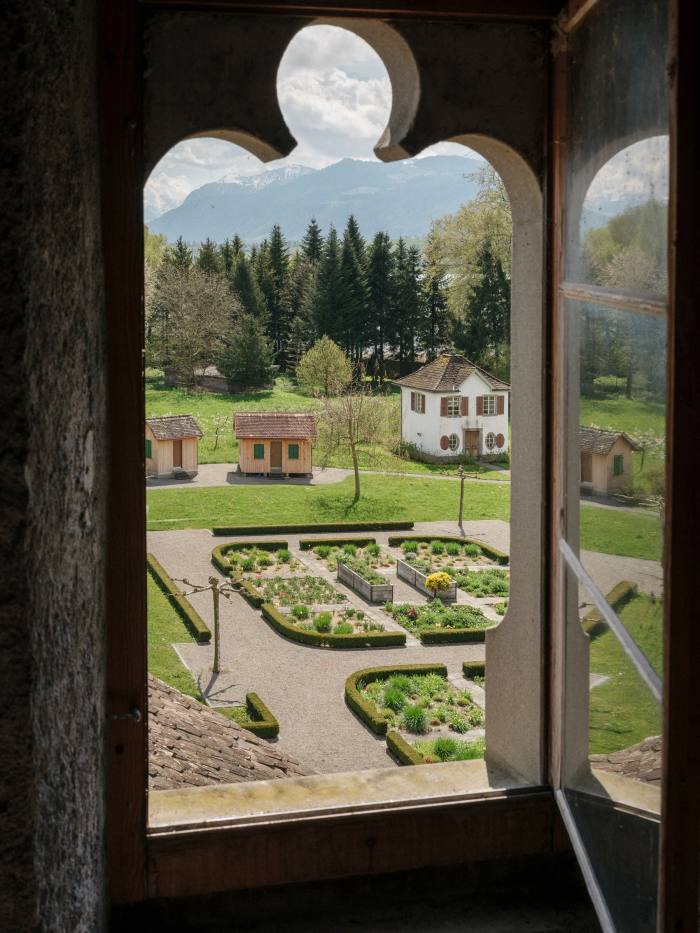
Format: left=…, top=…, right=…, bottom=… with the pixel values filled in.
left=240, top=574, right=347, bottom=608
left=388, top=535, right=509, bottom=566
left=348, top=667, right=484, bottom=765
left=446, top=567, right=510, bottom=598
left=147, top=553, right=211, bottom=644
left=308, top=540, right=393, bottom=572
left=217, top=692, right=279, bottom=739
left=212, top=542, right=298, bottom=577
left=396, top=558, right=457, bottom=603
left=337, top=554, right=394, bottom=604
left=261, top=603, right=405, bottom=649
left=384, top=600, right=495, bottom=644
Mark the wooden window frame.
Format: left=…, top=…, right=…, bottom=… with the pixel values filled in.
left=100, top=1, right=699, bottom=924
left=415, top=392, right=426, bottom=413
left=482, top=394, right=497, bottom=416
left=445, top=395, right=461, bottom=417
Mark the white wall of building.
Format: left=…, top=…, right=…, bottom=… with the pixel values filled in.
left=400, top=371, right=509, bottom=458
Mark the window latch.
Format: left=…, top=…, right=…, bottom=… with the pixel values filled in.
left=109, top=706, right=142, bottom=723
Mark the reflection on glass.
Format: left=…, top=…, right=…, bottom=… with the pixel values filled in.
left=579, top=137, right=669, bottom=294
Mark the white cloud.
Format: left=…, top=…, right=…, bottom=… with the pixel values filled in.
left=586, top=136, right=669, bottom=203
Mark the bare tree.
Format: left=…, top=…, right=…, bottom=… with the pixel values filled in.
left=317, top=388, right=385, bottom=501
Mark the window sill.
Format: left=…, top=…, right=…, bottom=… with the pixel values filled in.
left=149, top=759, right=536, bottom=835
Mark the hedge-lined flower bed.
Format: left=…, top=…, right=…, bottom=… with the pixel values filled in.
left=218, top=692, right=279, bottom=739
left=446, top=567, right=510, bottom=598
left=223, top=545, right=298, bottom=577
left=242, top=574, right=346, bottom=608
left=387, top=535, right=509, bottom=566
left=284, top=605, right=387, bottom=637
left=384, top=599, right=495, bottom=644
left=309, top=541, right=392, bottom=573
left=147, top=553, right=211, bottom=644
left=261, top=603, right=405, bottom=649
left=462, top=660, right=486, bottom=686
left=386, top=731, right=485, bottom=766
left=345, top=664, right=448, bottom=734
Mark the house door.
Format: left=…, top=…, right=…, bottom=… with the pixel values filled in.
left=172, top=439, right=182, bottom=468
left=464, top=429, right=480, bottom=460
left=270, top=441, right=282, bottom=472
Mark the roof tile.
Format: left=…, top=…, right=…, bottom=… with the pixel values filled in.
left=146, top=414, right=203, bottom=440
left=393, top=355, right=510, bottom=392
left=234, top=412, right=317, bottom=440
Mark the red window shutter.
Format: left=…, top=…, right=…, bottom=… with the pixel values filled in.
left=410, top=391, right=416, bottom=412
left=496, top=433, right=505, bottom=448
left=476, top=396, right=483, bottom=416
left=461, top=396, right=468, bottom=416
left=440, top=397, right=448, bottom=416
left=497, top=395, right=505, bottom=415
left=440, top=435, right=449, bottom=450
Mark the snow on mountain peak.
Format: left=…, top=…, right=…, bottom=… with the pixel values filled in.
left=218, top=163, right=314, bottom=188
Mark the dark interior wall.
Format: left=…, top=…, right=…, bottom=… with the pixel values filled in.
left=0, top=1, right=107, bottom=930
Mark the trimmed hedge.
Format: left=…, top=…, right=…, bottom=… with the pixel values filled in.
left=581, top=580, right=639, bottom=639
left=462, top=660, right=486, bottom=680
left=299, top=537, right=376, bottom=550
left=212, top=521, right=413, bottom=536
left=211, top=541, right=289, bottom=576
left=387, top=730, right=426, bottom=766
left=218, top=692, right=279, bottom=739
left=238, top=579, right=265, bottom=609
left=261, top=603, right=406, bottom=650
left=147, top=553, right=211, bottom=644
left=419, top=625, right=493, bottom=645
left=344, top=664, right=448, bottom=735
left=387, top=534, right=509, bottom=566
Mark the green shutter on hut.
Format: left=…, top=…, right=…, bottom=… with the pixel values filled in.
left=253, top=443, right=265, bottom=460
left=145, top=438, right=152, bottom=459
left=613, top=454, right=624, bottom=476
left=288, top=443, right=300, bottom=460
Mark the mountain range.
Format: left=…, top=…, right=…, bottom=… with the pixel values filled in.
left=147, top=155, right=485, bottom=244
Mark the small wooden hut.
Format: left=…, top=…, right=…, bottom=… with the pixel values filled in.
left=578, top=426, right=641, bottom=496
left=234, top=413, right=316, bottom=477
left=146, top=415, right=203, bottom=478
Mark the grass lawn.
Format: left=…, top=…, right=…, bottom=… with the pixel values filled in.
left=147, top=474, right=510, bottom=531
left=589, top=592, right=662, bottom=756
left=147, top=572, right=204, bottom=701
left=147, top=472, right=661, bottom=562
left=145, top=371, right=506, bottom=480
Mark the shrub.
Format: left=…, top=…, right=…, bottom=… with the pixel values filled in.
left=241, top=556, right=256, bottom=572
left=334, top=622, right=354, bottom=635
left=449, top=711, right=470, bottom=733
left=433, top=737, right=458, bottom=761
left=314, top=545, right=332, bottom=558
left=342, top=543, right=358, bottom=556
left=453, top=738, right=486, bottom=760
left=383, top=686, right=407, bottom=712
left=425, top=571, right=453, bottom=596
left=313, top=611, right=333, bottom=633
left=494, top=601, right=508, bottom=616
left=388, top=674, right=412, bottom=693
left=365, top=543, right=381, bottom=557
left=343, top=608, right=356, bottom=619
left=257, top=554, right=273, bottom=568
left=445, top=542, right=461, bottom=556
left=291, top=604, right=309, bottom=620
left=356, top=610, right=365, bottom=620
left=430, top=541, right=445, bottom=555
left=401, top=540, right=419, bottom=554
left=465, top=543, right=480, bottom=558
left=277, top=548, right=292, bottom=563
left=402, top=704, right=428, bottom=734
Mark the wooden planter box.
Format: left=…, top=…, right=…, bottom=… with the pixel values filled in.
left=337, top=562, right=393, bottom=604
left=396, top=558, right=457, bottom=603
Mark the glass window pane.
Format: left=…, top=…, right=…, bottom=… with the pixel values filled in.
left=565, top=0, right=669, bottom=295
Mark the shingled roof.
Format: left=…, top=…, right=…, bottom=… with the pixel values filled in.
left=234, top=412, right=317, bottom=440
left=590, top=736, right=662, bottom=786
left=579, top=425, right=641, bottom=455
left=393, top=355, right=510, bottom=392
left=148, top=676, right=309, bottom=790
left=146, top=414, right=203, bottom=440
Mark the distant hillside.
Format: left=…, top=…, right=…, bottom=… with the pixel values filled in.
left=148, top=155, right=485, bottom=244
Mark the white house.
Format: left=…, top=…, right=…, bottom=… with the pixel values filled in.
left=393, top=355, right=510, bottom=460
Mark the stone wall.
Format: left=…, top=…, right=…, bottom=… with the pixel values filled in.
left=0, top=1, right=107, bottom=930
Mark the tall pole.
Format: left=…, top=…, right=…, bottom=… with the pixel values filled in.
left=209, top=575, right=220, bottom=674
left=458, top=464, right=465, bottom=536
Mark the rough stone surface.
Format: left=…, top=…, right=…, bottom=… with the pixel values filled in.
left=590, top=736, right=663, bottom=786
left=0, top=1, right=107, bottom=930
left=148, top=676, right=309, bottom=789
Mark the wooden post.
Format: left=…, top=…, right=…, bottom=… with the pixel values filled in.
left=210, top=576, right=221, bottom=674
left=458, top=465, right=466, bottom=535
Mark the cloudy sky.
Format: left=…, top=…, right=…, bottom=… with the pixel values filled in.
left=144, top=25, right=475, bottom=220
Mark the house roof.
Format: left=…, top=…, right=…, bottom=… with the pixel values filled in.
left=392, top=355, right=510, bottom=392
left=146, top=414, right=203, bottom=440
left=590, top=735, right=662, bottom=786
left=148, top=676, right=310, bottom=791
left=579, top=425, right=641, bottom=455
left=234, top=412, right=317, bottom=440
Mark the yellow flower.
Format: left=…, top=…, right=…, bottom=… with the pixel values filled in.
left=425, top=571, right=452, bottom=593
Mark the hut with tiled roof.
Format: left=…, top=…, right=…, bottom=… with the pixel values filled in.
left=145, top=414, right=203, bottom=478
left=234, top=412, right=317, bottom=477
left=393, top=354, right=510, bottom=462
left=579, top=426, right=641, bottom=496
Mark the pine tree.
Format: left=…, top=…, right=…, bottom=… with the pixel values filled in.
left=163, top=236, right=193, bottom=270
left=393, top=240, right=424, bottom=374
left=301, top=218, right=324, bottom=263
left=217, top=313, right=275, bottom=389
left=230, top=253, right=266, bottom=319
left=195, top=238, right=221, bottom=275
left=366, top=232, right=395, bottom=381
left=219, top=239, right=235, bottom=276
left=422, top=257, right=450, bottom=361
left=285, top=255, right=318, bottom=369
left=266, top=225, right=292, bottom=365
left=231, top=234, right=244, bottom=257
left=312, top=226, right=344, bottom=343
left=340, top=222, right=368, bottom=361
left=454, top=240, right=510, bottom=379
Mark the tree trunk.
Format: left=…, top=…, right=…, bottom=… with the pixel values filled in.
left=350, top=442, right=361, bottom=501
